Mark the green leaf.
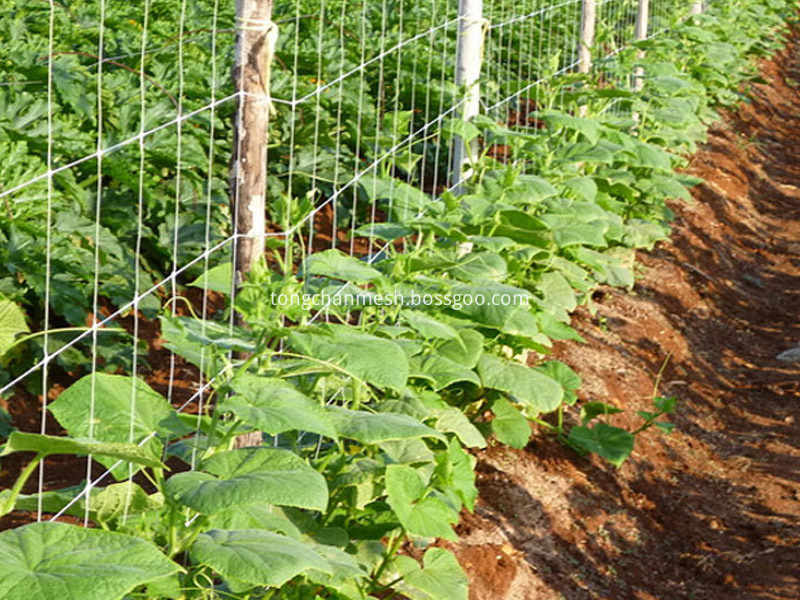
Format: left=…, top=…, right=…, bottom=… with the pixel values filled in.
left=398, top=548, right=469, bottom=600
left=435, top=439, right=479, bottom=510
left=0, top=296, right=28, bottom=357
left=654, top=396, right=678, bottom=413
left=441, top=118, right=481, bottom=144
left=384, top=465, right=458, bottom=540
left=90, top=483, right=163, bottom=524
left=448, top=252, right=508, bottom=283
left=491, top=398, right=531, bottom=449
left=0, top=522, right=180, bottom=600
left=353, top=223, right=413, bottom=241
left=537, top=271, right=578, bottom=316
left=327, top=407, right=444, bottom=444
left=222, top=375, right=337, bottom=439
left=478, top=355, right=563, bottom=413
left=190, top=529, right=331, bottom=589
left=48, top=374, right=187, bottom=479
left=535, top=361, right=581, bottom=405
left=419, top=395, right=486, bottom=448
left=562, top=177, right=598, bottom=202
left=303, top=249, right=383, bottom=284
left=450, top=284, right=543, bottom=343
left=0, top=431, right=164, bottom=469
left=535, top=361, right=581, bottom=390
left=290, top=327, right=409, bottom=389
left=165, top=448, right=328, bottom=513
left=541, top=214, right=608, bottom=248
left=411, top=354, right=481, bottom=391
left=403, top=311, right=460, bottom=341
left=436, top=329, right=484, bottom=368
left=207, top=505, right=303, bottom=538
left=568, top=423, right=634, bottom=467
left=539, top=110, right=601, bottom=144
left=632, top=142, right=672, bottom=170
left=579, top=401, right=625, bottom=425
left=187, top=262, right=233, bottom=295
left=655, top=422, right=676, bottom=434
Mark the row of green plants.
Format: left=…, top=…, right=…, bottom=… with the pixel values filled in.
left=0, top=0, right=796, bottom=598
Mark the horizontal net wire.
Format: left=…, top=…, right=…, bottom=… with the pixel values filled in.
left=0, top=0, right=701, bottom=522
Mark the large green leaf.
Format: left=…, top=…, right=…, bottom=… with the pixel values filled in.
left=0, top=432, right=164, bottom=469
left=403, top=310, right=460, bottom=341
left=384, top=465, right=458, bottom=540
left=395, top=548, right=469, bottom=600
left=436, top=329, right=484, bottom=368
left=303, top=249, right=383, bottom=284
left=448, top=252, right=508, bottom=283
left=290, top=327, right=409, bottom=389
left=48, top=374, right=187, bottom=478
left=327, top=407, right=444, bottom=444
left=478, top=355, right=563, bottom=414
left=0, top=522, right=180, bottom=600
left=450, top=284, right=544, bottom=343
left=164, top=448, right=328, bottom=513
left=207, top=505, right=303, bottom=538
left=222, top=375, right=337, bottom=439
left=190, top=529, right=331, bottom=589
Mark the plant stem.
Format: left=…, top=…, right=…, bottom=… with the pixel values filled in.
left=0, top=453, right=44, bottom=517
left=372, top=529, right=405, bottom=584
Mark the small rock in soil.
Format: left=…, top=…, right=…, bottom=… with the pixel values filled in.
left=775, top=344, right=800, bottom=362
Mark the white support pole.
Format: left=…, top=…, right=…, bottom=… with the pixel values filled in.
left=451, top=0, right=483, bottom=192
left=578, top=0, right=596, bottom=75
left=633, top=0, right=649, bottom=92
left=690, top=1, right=703, bottom=16
left=577, top=0, right=596, bottom=117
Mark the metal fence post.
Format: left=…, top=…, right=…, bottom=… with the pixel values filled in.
left=230, top=0, right=277, bottom=448
left=451, top=0, right=484, bottom=192
left=633, top=0, right=649, bottom=92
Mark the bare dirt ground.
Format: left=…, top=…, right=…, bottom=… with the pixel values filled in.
left=452, top=40, right=800, bottom=600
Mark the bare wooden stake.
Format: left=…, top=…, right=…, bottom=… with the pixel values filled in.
left=230, top=0, right=277, bottom=448
left=690, top=1, right=704, bottom=16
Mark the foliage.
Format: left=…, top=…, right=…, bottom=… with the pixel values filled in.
left=0, top=0, right=795, bottom=599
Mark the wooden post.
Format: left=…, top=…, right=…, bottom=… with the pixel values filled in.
left=230, top=0, right=276, bottom=448
left=450, top=0, right=483, bottom=192
left=577, top=0, right=596, bottom=117
left=232, top=0, right=276, bottom=289
left=633, top=0, right=649, bottom=92
left=690, top=1, right=703, bottom=16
